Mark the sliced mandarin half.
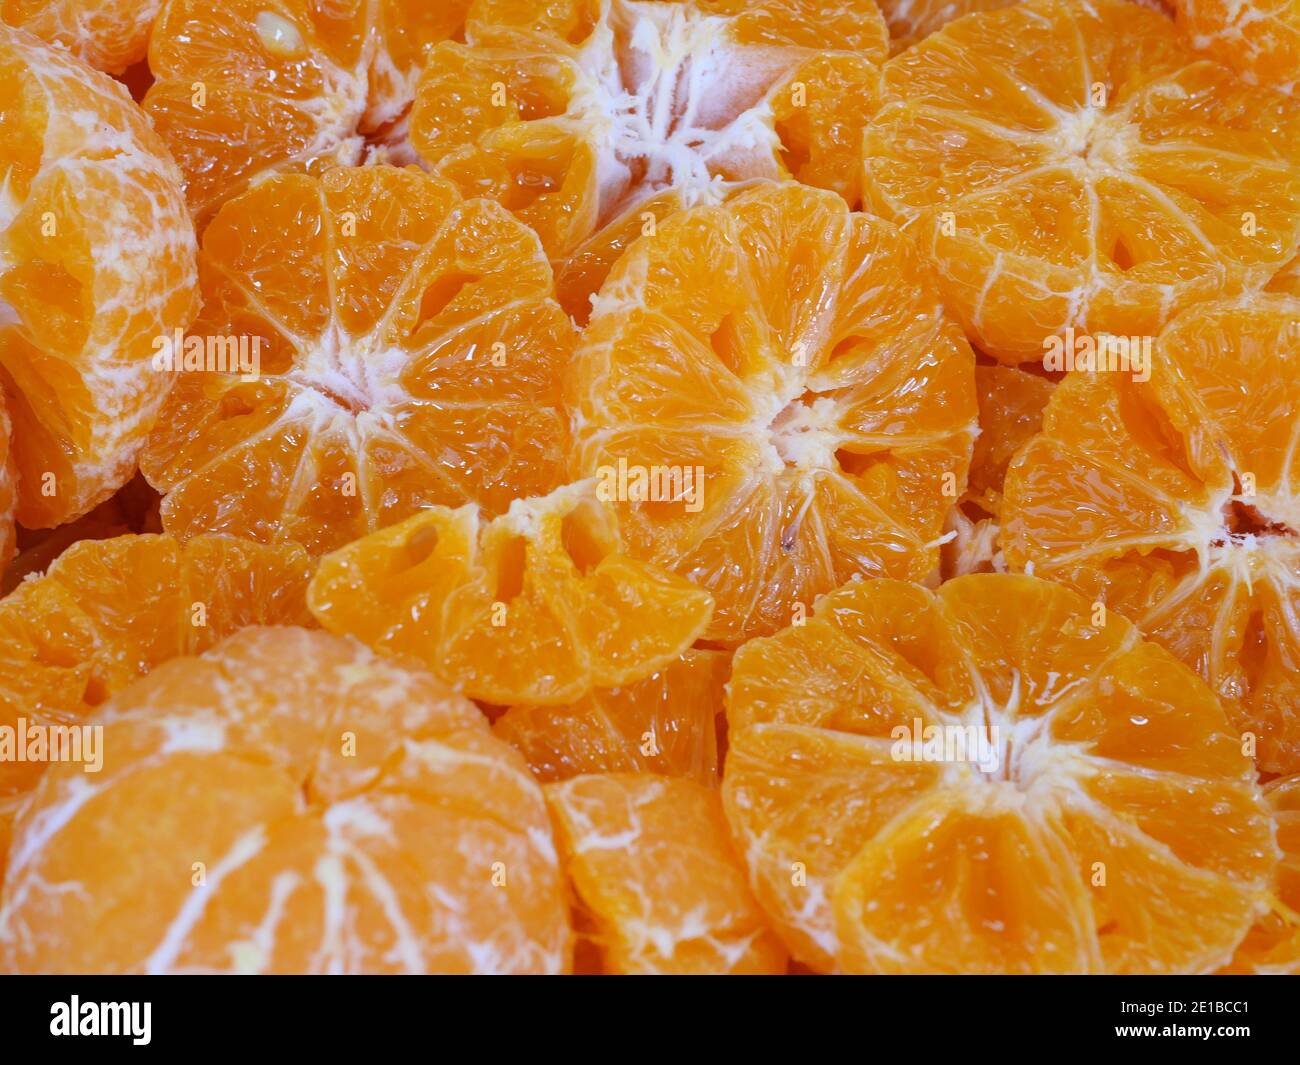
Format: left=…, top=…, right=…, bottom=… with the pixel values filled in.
left=1, top=0, right=164, bottom=74
left=1222, top=774, right=1300, bottom=974
left=411, top=0, right=886, bottom=320
left=862, top=0, right=1300, bottom=364
left=139, top=165, right=573, bottom=556
left=546, top=772, right=786, bottom=974
left=143, top=0, right=473, bottom=225
left=1003, top=294, right=1300, bottom=774
left=568, top=181, right=977, bottom=645
left=1173, top=0, right=1300, bottom=94
left=494, top=648, right=728, bottom=785
left=0, top=25, right=199, bottom=528
left=0, top=626, right=570, bottom=973
left=308, top=479, right=714, bottom=706
left=723, top=573, right=1276, bottom=973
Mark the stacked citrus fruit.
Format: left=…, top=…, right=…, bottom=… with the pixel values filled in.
left=2, top=0, right=1299, bottom=975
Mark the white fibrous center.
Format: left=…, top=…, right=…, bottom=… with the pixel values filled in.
left=571, top=0, right=799, bottom=225
left=286, top=324, right=408, bottom=421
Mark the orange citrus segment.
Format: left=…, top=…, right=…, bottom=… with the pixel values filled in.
left=0, top=533, right=314, bottom=801
left=307, top=480, right=714, bottom=705
left=411, top=0, right=887, bottom=320
left=1173, top=0, right=1300, bottom=93
left=545, top=772, right=786, bottom=973
left=1223, top=774, right=1300, bottom=974
left=876, top=0, right=1018, bottom=47
left=1003, top=294, right=1300, bottom=773
left=0, top=393, right=15, bottom=567
left=723, top=573, right=1275, bottom=973
left=968, top=364, right=1056, bottom=518
left=568, top=182, right=976, bottom=644
left=0, top=626, right=571, bottom=973
left=862, top=0, right=1300, bottom=363
left=1, top=0, right=164, bottom=73
left=0, top=25, right=199, bottom=527
left=143, top=0, right=473, bottom=224
left=494, top=649, right=727, bottom=784
left=139, top=166, right=572, bottom=556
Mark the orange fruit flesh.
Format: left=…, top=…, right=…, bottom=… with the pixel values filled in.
left=143, top=0, right=473, bottom=224
left=1, top=0, right=164, bottom=74
left=308, top=480, right=714, bottom=706
left=0, top=533, right=313, bottom=805
left=411, top=0, right=886, bottom=320
left=876, top=0, right=1019, bottom=48
left=1222, top=774, right=1300, bottom=974
left=545, top=772, right=786, bottom=974
left=494, top=648, right=728, bottom=784
left=139, top=165, right=573, bottom=557
left=1003, top=294, right=1300, bottom=774
left=863, top=0, right=1300, bottom=364
left=1173, top=0, right=1300, bottom=93
left=0, top=25, right=199, bottom=527
left=568, top=181, right=977, bottom=645
left=724, top=573, right=1275, bottom=973
left=0, top=626, right=571, bottom=973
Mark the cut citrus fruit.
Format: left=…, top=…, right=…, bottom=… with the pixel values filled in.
left=546, top=772, right=786, bottom=973
left=876, top=0, right=1017, bottom=48
left=1, top=0, right=164, bottom=74
left=0, top=394, right=15, bottom=567
left=862, top=0, right=1300, bottom=363
left=494, top=648, right=727, bottom=784
left=1271, top=252, right=1300, bottom=296
left=0, top=626, right=571, bottom=973
left=0, top=25, right=199, bottom=527
left=967, top=364, right=1055, bottom=519
left=142, top=0, right=473, bottom=224
left=139, top=165, right=573, bottom=556
left=723, top=573, right=1276, bottom=973
left=1003, top=294, right=1300, bottom=774
left=1173, top=0, right=1300, bottom=94
left=411, top=0, right=886, bottom=319
left=1222, top=774, right=1300, bottom=974
left=308, top=480, right=714, bottom=706
left=0, top=533, right=313, bottom=803
left=1, top=473, right=159, bottom=595
left=568, top=181, right=977, bottom=645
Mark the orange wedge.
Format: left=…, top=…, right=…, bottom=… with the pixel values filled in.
left=308, top=480, right=714, bottom=706
left=494, top=649, right=727, bottom=784
left=546, top=772, right=786, bottom=973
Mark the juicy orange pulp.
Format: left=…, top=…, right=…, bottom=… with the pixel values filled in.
left=1003, top=294, right=1300, bottom=774
left=412, top=0, right=887, bottom=320
left=0, top=626, right=571, bottom=973
left=724, top=573, right=1275, bottom=973
left=568, top=180, right=977, bottom=645
left=546, top=772, right=787, bottom=973
left=144, top=0, right=474, bottom=224
left=0, top=25, right=199, bottom=528
left=863, top=0, right=1300, bottom=364
left=308, top=480, right=713, bottom=706
left=140, top=165, right=573, bottom=556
